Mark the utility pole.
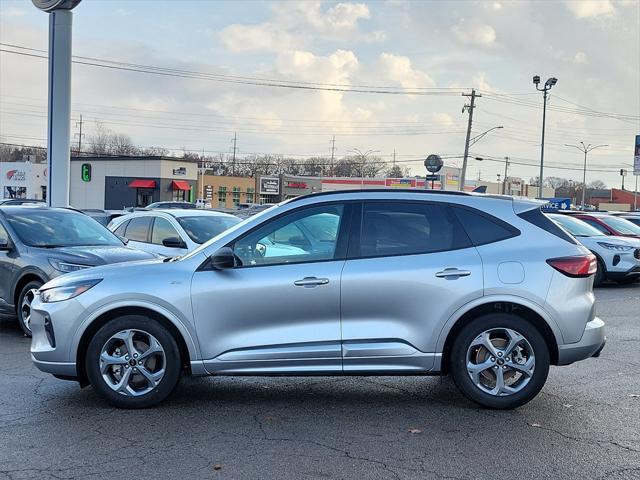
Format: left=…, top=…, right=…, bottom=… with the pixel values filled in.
left=330, top=135, right=336, bottom=176
left=564, top=142, right=607, bottom=208
left=460, top=89, right=480, bottom=191
left=502, top=156, right=510, bottom=194
left=231, top=132, right=238, bottom=176
left=74, top=114, right=84, bottom=154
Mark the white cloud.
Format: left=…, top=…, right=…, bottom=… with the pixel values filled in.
left=573, top=51, right=589, bottom=64
left=278, top=1, right=370, bottom=34
left=0, top=7, right=26, bottom=17
left=451, top=19, right=497, bottom=47
left=219, top=23, right=297, bottom=53
left=565, top=0, right=615, bottom=19
left=378, top=53, right=435, bottom=89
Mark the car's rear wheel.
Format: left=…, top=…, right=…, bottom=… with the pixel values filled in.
left=593, top=259, right=606, bottom=287
left=17, top=280, right=43, bottom=336
left=85, top=315, right=181, bottom=408
left=450, top=313, right=550, bottom=409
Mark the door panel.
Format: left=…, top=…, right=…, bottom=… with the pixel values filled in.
left=192, top=261, right=344, bottom=373
left=340, top=201, right=484, bottom=372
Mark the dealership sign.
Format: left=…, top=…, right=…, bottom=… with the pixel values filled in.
left=260, top=177, right=280, bottom=194
left=5, top=169, right=26, bottom=182
left=540, top=198, right=571, bottom=211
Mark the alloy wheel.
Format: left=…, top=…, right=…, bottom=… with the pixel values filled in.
left=20, top=288, right=38, bottom=333
left=99, top=329, right=166, bottom=397
left=466, top=328, right=535, bottom=397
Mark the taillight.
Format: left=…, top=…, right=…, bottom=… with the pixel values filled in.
left=546, top=255, right=597, bottom=277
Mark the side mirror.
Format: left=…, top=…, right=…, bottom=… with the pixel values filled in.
left=162, top=237, right=187, bottom=249
left=210, top=247, right=237, bottom=270
left=0, top=238, right=10, bottom=251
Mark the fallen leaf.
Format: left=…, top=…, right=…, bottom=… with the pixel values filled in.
left=213, top=464, right=222, bottom=471
left=408, top=428, right=422, bottom=434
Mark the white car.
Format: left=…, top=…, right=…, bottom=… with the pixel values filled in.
left=548, top=213, right=640, bottom=286
left=108, top=209, right=241, bottom=257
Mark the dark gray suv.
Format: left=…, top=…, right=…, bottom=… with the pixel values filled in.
left=0, top=205, right=157, bottom=335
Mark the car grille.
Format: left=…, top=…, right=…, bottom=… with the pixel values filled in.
left=635, top=248, right=640, bottom=260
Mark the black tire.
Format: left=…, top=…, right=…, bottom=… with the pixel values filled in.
left=16, top=280, right=43, bottom=337
left=593, top=259, right=605, bottom=287
left=85, top=315, right=181, bottom=409
left=449, top=313, right=550, bottom=409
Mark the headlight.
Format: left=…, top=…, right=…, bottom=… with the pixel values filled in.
left=48, top=258, right=93, bottom=273
left=40, top=279, right=102, bottom=303
left=597, top=242, right=634, bottom=251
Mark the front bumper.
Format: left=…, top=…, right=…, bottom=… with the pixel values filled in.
left=557, top=317, right=606, bottom=366
left=607, top=265, right=640, bottom=281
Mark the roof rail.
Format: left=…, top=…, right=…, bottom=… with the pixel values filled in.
left=284, top=188, right=472, bottom=204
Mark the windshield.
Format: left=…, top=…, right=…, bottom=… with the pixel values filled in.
left=599, top=216, right=640, bottom=235
left=549, top=214, right=605, bottom=237
left=176, top=215, right=242, bottom=244
left=6, top=210, right=124, bottom=248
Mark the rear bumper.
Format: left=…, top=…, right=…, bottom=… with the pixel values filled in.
left=557, top=317, right=606, bottom=366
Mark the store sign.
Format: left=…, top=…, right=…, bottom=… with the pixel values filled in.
left=446, top=174, right=459, bottom=186
left=173, top=167, right=186, bottom=176
left=81, top=163, right=91, bottom=182
left=260, top=177, right=280, bottom=194
left=204, top=185, right=213, bottom=200
left=385, top=178, right=415, bottom=188
left=285, top=181, right=308, bottom=189
left=5, top=169, right=26, bottom=182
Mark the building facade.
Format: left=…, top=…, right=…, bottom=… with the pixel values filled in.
left=197, top=175, right=257, bottom=208
left=0, top=162, right=47, bottom=201
left=70, top=156, right=198, bottom=209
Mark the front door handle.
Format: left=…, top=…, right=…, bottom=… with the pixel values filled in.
left=294, top=277, right=330, bottom=287
left=435, top=268, right=471, bottom=279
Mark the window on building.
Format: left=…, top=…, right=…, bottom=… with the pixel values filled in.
left=246, top=187, right=255, bottom=203
left=218, top=186, right=227, bottom=207
left=172, top=190, right=187, bottom=202
left=232, top=187, right=241, bottom=207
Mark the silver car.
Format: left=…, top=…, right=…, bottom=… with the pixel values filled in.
left=30, top=190, right=605, bottom=409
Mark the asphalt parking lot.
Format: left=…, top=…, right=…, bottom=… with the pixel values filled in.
left=1, top=285, right=639, bottom=480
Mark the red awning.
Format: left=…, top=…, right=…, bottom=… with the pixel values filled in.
left=128, top=179, right=156, bottom=189
left=171, top=180, right=191, bottom=191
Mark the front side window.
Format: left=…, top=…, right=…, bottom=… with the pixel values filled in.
left=151, top=217, right=180, bottom=245
left=233, top=204, right=344, bottom=266
left=355, top=202, right=470, bottom=258
left=5, top=210, right=122, bottom=247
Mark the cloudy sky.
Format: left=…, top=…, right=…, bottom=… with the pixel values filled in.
left=1, top=0, right=639, bottom=186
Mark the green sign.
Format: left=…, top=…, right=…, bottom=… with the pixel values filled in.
left=81, top=163, right=91, bottom=182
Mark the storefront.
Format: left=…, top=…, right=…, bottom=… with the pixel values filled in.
left=70, top=156, right=198, bottom=209
left=0, top=162, right=47, bottom=201
left=198, top=175, right=256, bottom=208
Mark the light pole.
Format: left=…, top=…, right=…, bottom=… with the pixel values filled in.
left=459, top=125, right=503, bottom=191
left=564, top=142, right=607, bottom=208
left=348, top=148, right=379, bottom=186
left=533, top=75, right=558, bottom=198
left=32, top=0, right=83, bottom=207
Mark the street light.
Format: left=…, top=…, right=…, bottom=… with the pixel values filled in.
left=533, top=75, right=558, bottom=198
left=459, top=126, right=503, bottom=191
left=564, top=142, right=608, bottom=208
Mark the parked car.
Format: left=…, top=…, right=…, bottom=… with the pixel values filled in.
left=80, top=209, right=126, bottom=227
left=547, top=213, right=640, bottom=286
left=0, top=198, right=45, bottom=206
left=30, top=190, right=605, bottom=409
left=146, top=201, right=197, bottom=210
left=561, top=212, right=640, bottom=238
left=108, top=209, right=241, bottom=257
left=0, top=205, right=158, bottom=335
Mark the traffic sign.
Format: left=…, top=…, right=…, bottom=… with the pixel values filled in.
left=424, top=155, right=443, bottom=173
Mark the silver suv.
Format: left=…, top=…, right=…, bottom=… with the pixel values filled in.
left=30, top=190, right=605, bottom=409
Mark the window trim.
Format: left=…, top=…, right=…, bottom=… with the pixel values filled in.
left=200, top=201, right=354, bottom=270
left=346, top=200, right=475, bottom=261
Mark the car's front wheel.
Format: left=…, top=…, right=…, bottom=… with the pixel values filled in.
left=450, top=313, right=550, bottom=409
left=85, top=315, right=181, bottom=408
left=17, top=280, right=43, bottom=336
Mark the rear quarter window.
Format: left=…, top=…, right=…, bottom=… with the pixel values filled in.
left=517, top=209, right=578, bottom=244
left=452, top=206, right=520, bottom=246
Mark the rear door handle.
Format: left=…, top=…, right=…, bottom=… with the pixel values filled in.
left=294, top=277, right=330, bottom=287
left=435, top=268, right=471, bottom=279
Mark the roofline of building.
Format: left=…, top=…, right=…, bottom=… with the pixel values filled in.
left=70, top=155, right=199, bottom=163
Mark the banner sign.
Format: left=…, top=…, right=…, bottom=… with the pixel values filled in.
left=540, top=198, right=571, bottom=211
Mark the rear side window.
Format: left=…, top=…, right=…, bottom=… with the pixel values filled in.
left=151, top=217, right=180, bottom=245
left=354, top=202, right=471, bottom=258
left=453, top=206, right=520, bottom=246
left=517, top=208, right=577, bottom=244
left=125, top=217, right=152, bottom=242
